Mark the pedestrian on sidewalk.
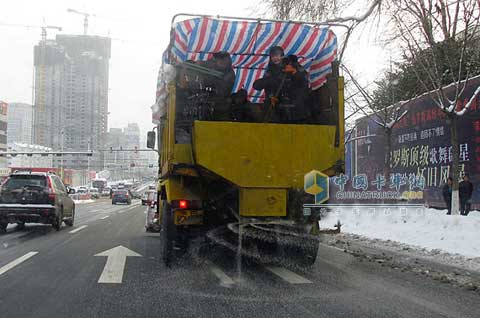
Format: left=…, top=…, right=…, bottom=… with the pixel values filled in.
left=459, top=174, right=474, bottom=216
left=442, top=177, right=453, bottom=215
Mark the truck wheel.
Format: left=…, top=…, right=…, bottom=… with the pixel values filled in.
left=160, top=201, right=174, bottom=267
left=16, top=222, right=26, bottom=230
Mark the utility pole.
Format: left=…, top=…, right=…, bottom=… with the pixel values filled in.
left=60, top=130, right=65, bottom=179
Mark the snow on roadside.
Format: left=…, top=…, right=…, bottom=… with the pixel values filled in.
left=73, top=199, right=95, bottom=204
left=320, top=207, right=480, bottom=258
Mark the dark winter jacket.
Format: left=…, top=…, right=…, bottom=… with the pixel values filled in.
left=253, top=57, right=308, bottom=121
left=442, top=183, right=452, bottom=202
left=459, top=180, right=473, bottom=201
left=199, top=56, right=236, bottom=97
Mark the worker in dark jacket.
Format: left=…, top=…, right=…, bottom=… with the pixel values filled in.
left=442, top=177, right=453, bottom=215
left=459, top=174, right=474, bottom=216
left=199, top=51, right=236, bottom=98
left=253, top=46, right=308, bottom=123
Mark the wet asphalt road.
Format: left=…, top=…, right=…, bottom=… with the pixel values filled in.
left=0, top=199, right=478, bottom=318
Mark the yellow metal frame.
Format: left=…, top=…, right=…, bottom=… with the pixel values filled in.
left=159, top=77, right=345, bottom=218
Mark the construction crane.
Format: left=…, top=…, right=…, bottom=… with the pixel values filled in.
left=67, top=8, right=92, bottom=35
left=0, top=22, right=62, bottom=41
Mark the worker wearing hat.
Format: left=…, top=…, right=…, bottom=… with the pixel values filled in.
left=253, top=46, right=308, bottom=123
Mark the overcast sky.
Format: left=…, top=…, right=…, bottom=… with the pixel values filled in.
left=0, top=0, right=389, bottom=136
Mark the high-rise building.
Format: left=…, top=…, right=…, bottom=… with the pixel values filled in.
left=33, top=34, right=111, bottom=171
left=7, top=103, right=33, bottom=144
left=0, top=101, right=8, bottom=169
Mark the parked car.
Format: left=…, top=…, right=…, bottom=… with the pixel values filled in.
left=77, top=186, right=88, bottom=194
left=141, top=190, right=156, bottom=206
left=145, top=200, right=159, bottom=232
left=112, top=190, right=131, bottom=205
left=0, top=171, right=75, bottom=231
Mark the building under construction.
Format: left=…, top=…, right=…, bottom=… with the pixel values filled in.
left=33, top=34, right=111, bottom=171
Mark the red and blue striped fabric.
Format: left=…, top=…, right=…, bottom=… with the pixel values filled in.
left=163, top=17, right=337, bottom=103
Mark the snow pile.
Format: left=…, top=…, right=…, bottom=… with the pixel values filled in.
left=320, top=208, right=480, bottom=258
left=73, top=199, right=95, bottom=205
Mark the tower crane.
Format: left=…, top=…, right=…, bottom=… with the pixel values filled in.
left=0, top=22, right=62, bottom=41
left=67, top=8, right=93, bottom=35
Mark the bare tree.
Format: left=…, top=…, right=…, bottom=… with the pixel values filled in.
left=343, top=66, right=408, bottom=179
left=260, top=0, right=383, bottom=62
left=262, top=0, right=351, bottom=21
left=386, top=0, right=480, bottom=215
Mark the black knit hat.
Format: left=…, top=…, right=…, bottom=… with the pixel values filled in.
left=269, top=46, right=284, bottom=57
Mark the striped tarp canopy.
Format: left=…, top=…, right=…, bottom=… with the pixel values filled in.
left=161, top=17, right=337, bottom=103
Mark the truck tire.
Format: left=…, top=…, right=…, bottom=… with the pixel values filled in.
left=16, top=222, right=26, bottom=230
left=160, top=201, right=174, bottom=267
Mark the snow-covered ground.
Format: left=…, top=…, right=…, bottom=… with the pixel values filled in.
left=73, top=199, right=95, bottom=204
left=320, top=207, right=480, bottom=258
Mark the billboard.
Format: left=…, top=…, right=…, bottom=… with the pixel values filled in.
left=350, top=76, right=480, bottom=208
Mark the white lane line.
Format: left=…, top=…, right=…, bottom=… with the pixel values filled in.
left=210, top=265, right=235, bottom=287
left=265, top=266, right=312, bottom=284
left=100, top=215, right=110, bottom=220
left=69, top=225, right=88, bottom=234
left=0, top=252, right=39, bottom=276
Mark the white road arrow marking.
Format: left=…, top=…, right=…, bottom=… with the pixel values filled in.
left=0, top=251, right=38, bottom=276
left=95, top=246, right=141, bottom=284
left=100, top=215, right=109, bottom=220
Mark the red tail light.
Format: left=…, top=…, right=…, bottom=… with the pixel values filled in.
left=47, top=177, right=55, bottom=202
left=172, top=199, right=202, bottom=209
left=179, top=200, right=188, bottom=209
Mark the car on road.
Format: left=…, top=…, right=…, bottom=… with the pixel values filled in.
left=141, top=190, right=156, bottom=206
left=77, top=186, right=88, bottom=194
left=0, top=171, right=75, bottom=231
left=112, top=190, right=131, bottom=205
left=145, top=200, right=159, bottom=232
left=89, top=188, right=100, bottom=199
left=101, top=188, right=111, bottom=197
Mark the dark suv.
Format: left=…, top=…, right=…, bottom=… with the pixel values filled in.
left=112, top=190, right=132, bottom=205
left=0, top=171, right=75, bottom=232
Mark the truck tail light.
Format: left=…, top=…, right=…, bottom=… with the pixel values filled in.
left=172, top=200, right=202, bottom=210
left=179, top=200, right=187, bottom=209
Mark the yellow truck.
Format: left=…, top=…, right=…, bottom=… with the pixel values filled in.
left=148, top=14, right=344, bottom=266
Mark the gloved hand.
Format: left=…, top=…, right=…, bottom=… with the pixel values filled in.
left=270, top=96, right=279, bottom=107
left=283, top=64, right=297, bottom=74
